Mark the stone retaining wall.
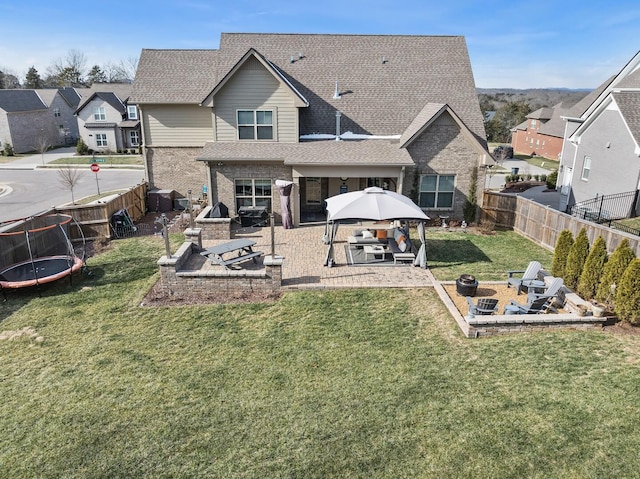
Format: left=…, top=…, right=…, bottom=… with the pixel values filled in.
left=195, top=206, right=232, bottom=240
left=157, top=241, right=282, bottom=299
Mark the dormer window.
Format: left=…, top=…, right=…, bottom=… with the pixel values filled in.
left=93, top=106, right=106, bottom=121
left=127, top=105, right=138, bottom=120
left=237, top=110, right=273, bottom=140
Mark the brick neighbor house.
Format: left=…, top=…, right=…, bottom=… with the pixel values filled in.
left=130, top=33, right=491, bottom=225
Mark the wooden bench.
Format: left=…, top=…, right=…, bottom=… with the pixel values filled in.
left=211, top=251, right=263, bottom=269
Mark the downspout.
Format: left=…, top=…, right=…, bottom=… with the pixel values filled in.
left=138, top=105, right=150, bottom=185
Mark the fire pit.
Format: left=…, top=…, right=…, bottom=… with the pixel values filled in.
left=456, top=274, right=478, bottom=296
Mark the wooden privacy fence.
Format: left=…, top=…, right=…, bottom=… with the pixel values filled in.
left=481, top=191, right=640, bottom=255
left=55, top=182, right=148, bottom=240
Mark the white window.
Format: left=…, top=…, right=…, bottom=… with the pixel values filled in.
left=235, top=179, right=272, bottom=211
left=93, top=106, right=106, bottom=121
left=531, top=119, right=537, bottom=128
left=53, top=108, right=60, bottom=117
left=237, top=110, right=273, bottom=140
left=96, top=133, right=107, bottom=148
left=582, top=156, right=591, bottom=180
left=129, top=131, right=139, bottom=146
left=127, top=105, right=138, bottom=120
left=418, top=175, right=455, bottom=209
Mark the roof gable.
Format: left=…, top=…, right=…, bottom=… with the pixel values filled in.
left=201, top=49, right=308, bottom=108
left=613, top=91, right=640, bottom=153
left=399, top=102, right=491, bottom=164
left=75, top=91, right=126, bottom=115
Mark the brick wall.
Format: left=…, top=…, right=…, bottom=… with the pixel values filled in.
left=404, top=114, right=486, bottom=220
left=195, top=206, right=232, bottom=240
left=145, top=147, right=209, bottom=198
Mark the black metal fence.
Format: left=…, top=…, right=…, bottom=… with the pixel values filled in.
left=567, top=190, right=639, bottom=223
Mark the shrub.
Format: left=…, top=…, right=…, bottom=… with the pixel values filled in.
left=76, top=138, right=89, bottom=155
left=546, top=170, right=558, bottom=189
left=534, top=174, right=540, bottom=181
left=463, top=167, right=478, bottom=224
left=596, top=239, right=636, bottom=303
left=551, top=229, right=574, bottom=278
left=3, top=142, right=14, bottom=156
left=614, top=258, right=640, bottom=324
left=577, top=236, right=607, bottom=300
left=564, top=228, right=590, bottom=291
left=540, top=174, right=547, bottom=182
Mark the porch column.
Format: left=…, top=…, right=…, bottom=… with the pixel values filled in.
left=292, top=175, right=301, bottom=227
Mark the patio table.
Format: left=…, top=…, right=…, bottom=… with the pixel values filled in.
left=200, top=238, right=262, bottom=269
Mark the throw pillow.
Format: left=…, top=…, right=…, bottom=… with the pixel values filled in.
left=362, top=230, right=374, bottom=239
left=376, top=229, right=388, bottom=239
left=398, top=239, right=407, bottom=252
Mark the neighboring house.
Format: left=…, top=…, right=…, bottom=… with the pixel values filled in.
left=511, top=105, right=566, bottom=160
left=36, top=87, right=82, bottom=146
left=75, top=84, right=140, bottom=153
left=130, top=33, right=491, bottom=225
left=558, top=51, right=640, bottom=214
left=0, top=90, right=58, bottom=153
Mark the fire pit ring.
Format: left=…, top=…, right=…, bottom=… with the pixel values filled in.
left=456, top=274, right=478, bottom=296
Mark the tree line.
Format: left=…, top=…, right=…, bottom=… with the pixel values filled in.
left=479, top=94, right=532, bottom=144
left=0, top=49, right=138, bottom=89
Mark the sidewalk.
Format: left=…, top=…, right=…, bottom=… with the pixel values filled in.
left=0, top=146, right=77, bottom=170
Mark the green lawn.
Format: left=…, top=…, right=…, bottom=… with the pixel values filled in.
left=617, top=217, right=640, bottom=231
left=2, top=234, right=640, bottom=478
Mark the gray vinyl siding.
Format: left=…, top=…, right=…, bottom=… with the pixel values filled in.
left=143, top=104, right=213, bottom=147
left=570, top=109, right=640, bottom=205
left=214, top=57, right=298, bottom=142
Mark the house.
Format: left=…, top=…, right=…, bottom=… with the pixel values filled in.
left=511, top=105, right=566, bottom=160
left=558, top=51, right=640, bottom=214
left=130, top=33, right=491, bottom=225
left=75, top=84, right=140, bottom=153
left=36, top=87, right=82, bottom=146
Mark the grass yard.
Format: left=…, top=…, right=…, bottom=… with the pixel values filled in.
left=2, top=235, right=640, bottom=477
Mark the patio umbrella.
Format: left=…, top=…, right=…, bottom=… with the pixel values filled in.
left=323, top=187, right=429, bottom=267
left=275, top=179, right=294, bottom=229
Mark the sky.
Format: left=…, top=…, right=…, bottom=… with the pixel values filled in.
left=1, top=0, right=638, bottom=89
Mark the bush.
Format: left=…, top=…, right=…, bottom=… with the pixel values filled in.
left=3, top=142, right=14, bottom=156
left=463, top=167, right=478, bottom=224
left=540, top=174, right=547, bottom=182
left=76, top=138, right=89, bottom=155
left=614, top=258, right=640, bottom=324
left=596, top=239, right=636, bottom=303
left=564, top=228, right=590, bottom=291
left=577, top=236, right=607, bottom=300
left=551, top=229, right=574, bottom=278
left=546, top=170, right=558, bottom=189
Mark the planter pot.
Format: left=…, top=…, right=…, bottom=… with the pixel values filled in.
left=591, top=305, right=605, bottom=317
left=456, top=274, right=478, bottom=297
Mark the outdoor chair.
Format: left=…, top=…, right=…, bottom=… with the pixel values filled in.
left=507, top=261, right=542, bottom=294
left=528, top=277, right=563, bottom=301
left=506, top=295, right=552, bottom=314
left=466, top=297, right=499, bottom=316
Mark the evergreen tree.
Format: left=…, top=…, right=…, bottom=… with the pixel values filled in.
left=564, top=228, right=590, bottom=291
left=551, top=230, right=574, bottom=278
left=24, top=66, right=43, bottom=89
left=87, top=65, right=107, bottom=85
left=463, top=167, right=478, bottom=224
left=577, top=236, right=607, bottom=300
left=0, top=70, right=4, bottom=89
left=614, top=258, right=640, bottom=324
left=596, top=239, right=636, bottom=303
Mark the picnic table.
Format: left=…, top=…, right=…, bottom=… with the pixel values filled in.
left=200, top=238, right=263, bottom=269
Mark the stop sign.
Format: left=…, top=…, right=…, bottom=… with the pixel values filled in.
left=90, top=163, right=100, bottom=173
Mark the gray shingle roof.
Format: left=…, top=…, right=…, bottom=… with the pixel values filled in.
left=75, top=91, right=126, bottom=115
left=614, top=91, right=640, bottom=148
left=527, top=107, right=553, bottom=120
left=0, top=90, right=47, bottom=112
left=58, top=87, right=81, bottom=108
left=616, top=68, right=640, bottom=89
left=130, top=50, right=218, bottom=104
left=131, top=33, right=485, bottom=140
left=197, top=139, right=414, bottom=166
left=398, top=103, right=446, bottom=147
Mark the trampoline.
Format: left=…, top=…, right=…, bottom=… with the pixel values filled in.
left=0, top=214, right=85, bottom=295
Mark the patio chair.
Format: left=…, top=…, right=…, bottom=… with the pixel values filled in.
left=507, top=295, right=552, bottom=314
left=466, top=297, right=499, bottom=316
left=528, top=277, right=563, bottom=300
left=507, top=261, right=542, bottom=294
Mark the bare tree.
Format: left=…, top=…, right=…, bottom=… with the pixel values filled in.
left=33, top=134, right=51, bottom=166
left=57, top=166, right=82, bottom=204
left=46, top=49, right=88, bottom=87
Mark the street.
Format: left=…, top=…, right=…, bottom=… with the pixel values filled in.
left=0, top=148, right=145, bottom=223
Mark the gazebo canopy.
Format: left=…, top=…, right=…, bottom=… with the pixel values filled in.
left=323, top=187, right=430, bottom=268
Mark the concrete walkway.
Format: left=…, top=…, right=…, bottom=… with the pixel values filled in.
left=0, top=146, right=77, bottom=170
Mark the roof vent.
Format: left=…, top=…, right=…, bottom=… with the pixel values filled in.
left=298, top=52, right=304, bottom=59
left=290, top=55, right=295, bottom=63
left=381, top=56, right=387, bottom=64
left=333, top=80, right=341, bottom=100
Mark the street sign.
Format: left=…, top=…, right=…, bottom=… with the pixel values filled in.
left=95, top=158, right=106, bottom=163
left=91, top=163, right=100, bottom=173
